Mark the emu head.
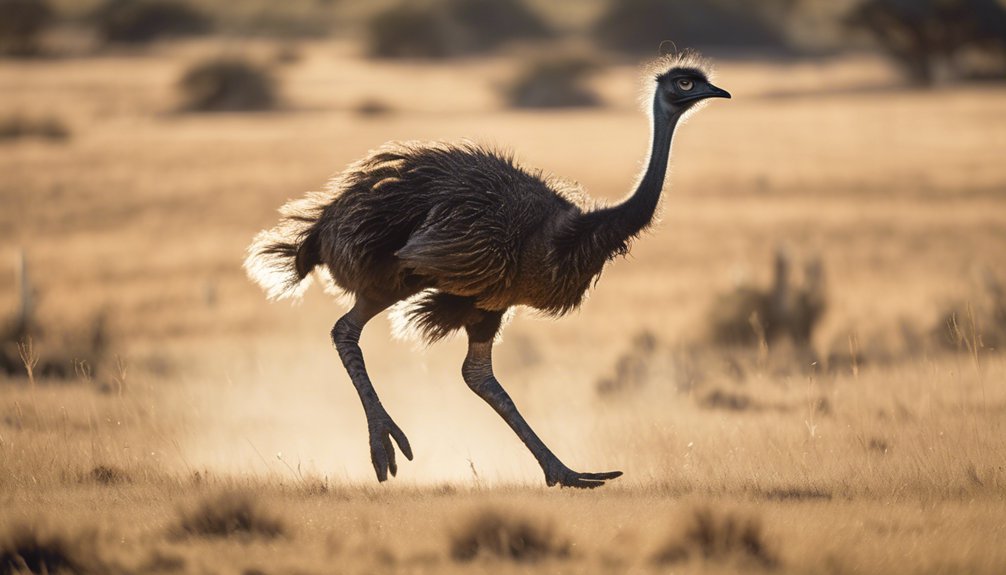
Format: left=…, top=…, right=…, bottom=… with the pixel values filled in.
left=645, top=51, right=730, bottom=119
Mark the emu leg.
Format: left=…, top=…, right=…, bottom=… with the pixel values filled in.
left=332, top=298, right=412, bottom=482
left=462, top=311, right=622, bottom=489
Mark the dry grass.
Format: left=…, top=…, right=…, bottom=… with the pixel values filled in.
left=0, top=38, right=1005, bottom=574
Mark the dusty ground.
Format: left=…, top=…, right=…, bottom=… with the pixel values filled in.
left=1, top=39, right=1005, bottom=573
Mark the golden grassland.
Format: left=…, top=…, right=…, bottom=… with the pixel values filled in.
left=1, top=40, right=1005, bottom=573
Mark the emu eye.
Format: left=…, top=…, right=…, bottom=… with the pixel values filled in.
left=677, top=78, right=694, bottom=91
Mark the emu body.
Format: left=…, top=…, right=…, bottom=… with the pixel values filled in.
left=245, top=53, right=729, bottom=488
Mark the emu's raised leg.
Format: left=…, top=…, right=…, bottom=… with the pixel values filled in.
left=462, top=311, right=622, bottom=489
left=332, top=298, right=412, bottom=481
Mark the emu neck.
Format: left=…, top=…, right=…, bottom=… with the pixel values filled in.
left=615, top=106, right=678, bottom=238
left=574, top=101, right=680, bottom=259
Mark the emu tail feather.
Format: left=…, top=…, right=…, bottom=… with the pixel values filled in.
left=244, top=193, right=327, bottom=301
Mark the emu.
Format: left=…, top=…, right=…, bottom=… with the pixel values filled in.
left=244, top=52, right=729, bottom=488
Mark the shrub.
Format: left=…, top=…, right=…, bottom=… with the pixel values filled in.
left=593, top=0, right=789, bottom=55
left=596, top=330, right=658, bottom=395
left=367, top=5, right=448, bottom=59
left=0, top=276, right=109, bottom=381
left=0, top=522, right=103, bottom=575
left=847, top=0, right=1006, bottom=85
left=653, top=506, right=779, bottom=568
left=933, top=272, right=1006, bottom=352
left=0, top=113, right=69, bottom=141
left=450, top=509, right=569, bottom=562
left=445, top=0, right=552, bottom=50
left=0, top=0, right=52, bottom=56
left=88, top=464, right=130, bottom=485
left=171, top=492, right=286, bottom=540
left=178, top=58, right=279, bottom=112
left=353, top=98, right=393, bottom=117
left=707, top=250, right=825, bottom=349
left=504, top=57, right=601, bottom=109
left=367, top=0, right=553, bottom=59
left=94, top=0, right=211, bottom=44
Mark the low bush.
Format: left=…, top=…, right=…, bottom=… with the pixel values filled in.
left=654, top=506, right=779, bottom=568
left=0, top=0, right=52, bottom=56
left=707, top=250, right=825, bottom=349
left=593, top=0, right=789, bottom=55
left=0, top=113, right=69, bottom=141
left=178, top=58, right=279, bottom=112
left=450, top=509, right=569, bottom=562
left=367, top=0, right=552, bottom=59
left=504, top=57, right=601, bottom=109
left=171, top=491, right=286, bottom=540
left=93, top=0, right=211, bottom=44
left=0, top=522, right=103, bottom=575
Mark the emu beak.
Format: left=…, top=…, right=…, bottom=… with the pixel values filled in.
left=707, top=84, right=731, bottom=100
left=676, top=83, right=732, bottom=106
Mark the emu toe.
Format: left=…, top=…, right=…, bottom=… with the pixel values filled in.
left=546, top=465, right=623, bottom=489
left=368, top=415, right=412, bottom=481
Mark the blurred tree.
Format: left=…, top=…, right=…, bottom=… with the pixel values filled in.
left=0, top=0, right=52, bottom=56
left=847, top=0, right=1006, bottom=85
left=592, top=0, right=794, bottom=55
left=367, top=0, right=553, bottom=59
left=93, top=0, right=211, bottom=44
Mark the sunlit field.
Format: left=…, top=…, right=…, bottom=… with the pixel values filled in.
left=2, top=30, right=1005, bottom=574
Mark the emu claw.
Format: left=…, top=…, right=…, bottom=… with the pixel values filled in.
left=546, top=466, right=623, bottom=489
left=368, top=413, right=412, bottom=482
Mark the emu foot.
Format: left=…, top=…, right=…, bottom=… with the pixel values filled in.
left=545, top=463, right=623, bottom=489
left=367, top=411, right=413, bottom=482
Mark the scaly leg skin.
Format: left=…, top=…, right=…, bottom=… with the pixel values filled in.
left=462, top=311, right=623, bottom=489
left=332, top=298, right=413, bottom=481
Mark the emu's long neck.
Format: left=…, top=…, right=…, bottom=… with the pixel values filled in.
left=566, top=98, right=680, bottom=262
